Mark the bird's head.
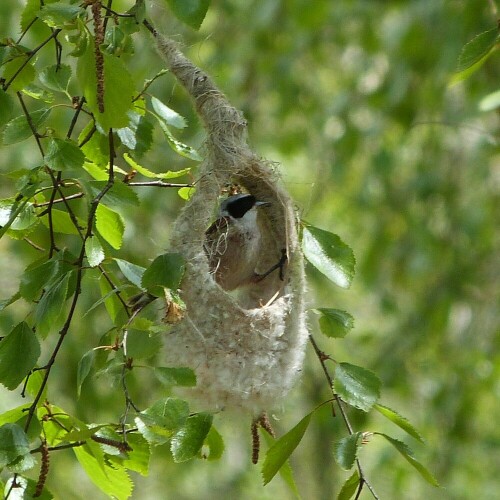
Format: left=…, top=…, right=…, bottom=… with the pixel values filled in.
left=219, top=194, right=269, bottom=219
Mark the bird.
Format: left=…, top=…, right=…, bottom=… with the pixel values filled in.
left=204, top=193, right=270, bottom=291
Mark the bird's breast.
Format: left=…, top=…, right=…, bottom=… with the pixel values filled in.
left=204, top=216, right=261, bottom=290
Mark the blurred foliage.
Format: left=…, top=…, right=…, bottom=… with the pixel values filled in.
left=0, top=0, right=499, bottom=499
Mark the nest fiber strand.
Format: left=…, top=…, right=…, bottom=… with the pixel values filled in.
left=156, top=34, right=308, bottom=412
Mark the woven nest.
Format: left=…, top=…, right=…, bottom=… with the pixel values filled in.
left=156, top=34, right=308, bottom=413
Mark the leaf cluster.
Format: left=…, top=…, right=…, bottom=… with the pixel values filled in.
left=0, top=1, right=443, bottom=499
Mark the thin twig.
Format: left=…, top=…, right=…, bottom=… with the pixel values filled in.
left=309, top=334, right=380, bottom=499
left=67, top=97, right=86, bottom=139
left=47, top=172, right=62, bottom=257
left=103, top=0, right=114, bottom=31
left=17, top=92, right=62, bottom=254
left=4, top=30, right=61, bottom=91
left=127, top=181, right=193, bottom=188
left=133, top=70, right=169, bottom=102
left=35, top=193, right=85, bottom=208
left=308, top=335, right=336, bottom=417
left=102, top=4, right=136, bottom=18
left=23, top=238, right=45, bottom=251
left=17, top=93, right=44, bottom=156
left=98, top=264, right=131, bottom=315
left=16, top=16, right=38, bottom=44
left=31, top=441, right=86, bottom=453
left=78, top=123, right=97, bottom=147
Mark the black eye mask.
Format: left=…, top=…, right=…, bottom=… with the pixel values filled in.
left=224, top=194, right=256, bottom=218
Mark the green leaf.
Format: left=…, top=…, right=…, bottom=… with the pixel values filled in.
left=20, top=0, right=41, bottom=31
left=171, top=412, right=213, bottom=462
left=77, top=350, right=95, bottom=398
left=39, top=63, right=72, bottom=93
left=129, top=317, right=154, bottom=331
left=154, top=367, right=197, bottom=387
left=376, top=433, right=440, bottom=487
left=261, top=431, right=301, bottom=498
left=123, top=153, right=191, bottom=179
left=0, top=406, right=30, bottom=428
left=302, top=223, right=355, bottom=288
left=373, top=404, right=424, bottom=443
left=4, top=476, right=53, bottom=499
left=24, top=370, right=48, bottom=402
left=126, top=329, right=162, bottom=359
left=97, top=275, right=128, bottom=325
left=142, top=252, right=185, bottom=296
left=450, top=27, right=499, bottom=85
left=262, top=411, right=313, bottom=485
left=85, top=236, right=105, bottom=267
left=120, top=0, right=146, bottom=33
left=20, top=258, right=59, bottom=301
left=73, top=444, right=133, bottom=500
left=151, top=96, right=187, bottom=129
left=2, top=108, right=51, bottom=145
left=22, top=84, right=54, bottom=103
left=44, top=138, right=85, bottom=171
left=333, top=432, right=362, bottom=470
left=118, top=432, right=150, bottom=476
left=114, top=258, right=145, bottom=287
left=200, top=425, right=224, bottom=461
left=3, top=57, right=36, bottom=92
left=9, top=203, right=37, bottom=232
left=337, top=470, right=360, bottom=500
left=0, top=423, right=34, bottom=470
left=479, top=89, right=500, bottom=112
left=0, top=291, right=21, bottom=312
left=334, top=363, right=381, bottom=412
left=135, top=398, right=190, bottom=445
left=0, top=199, right=38, bottom=235
left=0, top=89, right=14, bottom=127
left=67, top=19, right=89, bottom=57
left=38, top=3, right=83, bottom=28
left=40, top=208, right=84, bottom=235
left=79, top=123, right=109, bottom=167
left=0, top=322, right=40, bottom=390
left=77, top=43, right=135, bottom=130
left=35, top=272, right=72, bottom=338
left=88, top=181, right=139, bottom=208
left=165, top=0, right=210, bottom=29
left=63, top=424, right=107, bottom=443
left=38, top=404, right=75, bottom=447
left=82, top=161, right=108, bottom=180
left=178, top=186, right=195, bottom=200
left=117, top=113, right=154, bottom=156
left=95, top=204, right=125, bottom=249
left=316, top=308, right=354, bottom=338
left=158, top=120, right=202, bottom=161
left=102, top=25, right=128, bottom=56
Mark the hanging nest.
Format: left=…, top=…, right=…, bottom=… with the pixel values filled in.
left=155, top=33, right=308, bottom=413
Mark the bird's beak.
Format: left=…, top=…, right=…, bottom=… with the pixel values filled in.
left=255, top=200, right=271, bottom=208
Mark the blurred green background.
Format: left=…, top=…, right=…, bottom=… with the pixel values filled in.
left=1, top=0, right=499, bottom=498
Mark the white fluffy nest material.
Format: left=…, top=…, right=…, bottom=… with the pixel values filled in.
left=156, top=34, right=308, bottom=413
